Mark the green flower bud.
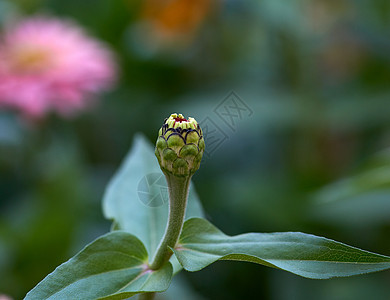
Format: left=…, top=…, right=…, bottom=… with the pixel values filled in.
left=155, top=113, right=204, bottom=176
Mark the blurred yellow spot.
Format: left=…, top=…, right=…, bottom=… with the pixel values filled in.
left=140, top=0, right=215, bottom=48
left=9, top=46, right=52, bottom=74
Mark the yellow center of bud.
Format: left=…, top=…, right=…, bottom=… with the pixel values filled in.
left=165, top=113, right=198, bottom=130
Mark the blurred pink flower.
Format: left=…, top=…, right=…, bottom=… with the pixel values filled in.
left=0, top=17, right=116, bottom=118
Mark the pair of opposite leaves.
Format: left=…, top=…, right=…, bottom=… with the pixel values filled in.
left=25, top=135, right=390, bottom=299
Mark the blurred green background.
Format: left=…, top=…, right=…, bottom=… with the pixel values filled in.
left=1, top=0, right=390, bottom=299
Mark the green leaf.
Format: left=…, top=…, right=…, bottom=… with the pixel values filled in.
left=25, top=231, right=172, bottom=300
left=312, top=149, right=390, bottom=225
left=103, top=134, right=204, bottom=259
left=314, top=148, right=390, bottom=204
left=173, top=218, right=390, bottom=279
left=315, top=166, right=390, bottom=204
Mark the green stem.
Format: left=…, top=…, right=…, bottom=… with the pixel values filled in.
left=138, top=292, right=156, bottom=300
left=149, top=173, right=191, bottom=270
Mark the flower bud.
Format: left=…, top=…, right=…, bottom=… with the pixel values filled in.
left=155, top=113, right=204, bottom=176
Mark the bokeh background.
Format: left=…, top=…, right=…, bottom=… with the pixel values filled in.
left=1, top=0, right=390, bottom=299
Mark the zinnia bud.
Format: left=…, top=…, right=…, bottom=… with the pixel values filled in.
left=155, top=113, right=204, bottom=176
